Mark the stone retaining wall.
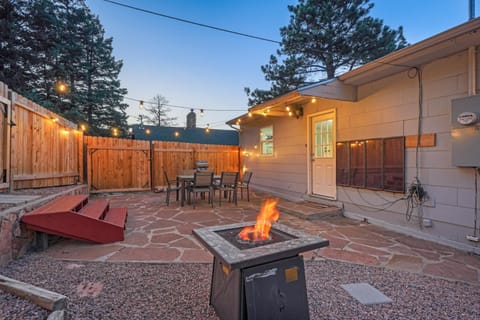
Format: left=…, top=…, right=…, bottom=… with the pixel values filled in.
left=0, top=185, right=88, bottom=266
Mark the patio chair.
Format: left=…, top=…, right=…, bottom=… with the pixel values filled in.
left=189, top=171, right=214, bottom=208
left=214, top=172, right=239, bottom=206
left=163, top=169, right=181, bottom=206
left=238, top=171, right=253, bottom=201
left=181, top=169, right=196, bottom=175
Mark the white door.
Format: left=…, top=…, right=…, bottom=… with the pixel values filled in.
left=311, top=112, right=336, bottom=198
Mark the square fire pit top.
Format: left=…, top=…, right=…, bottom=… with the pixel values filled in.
left=192, top=222, right=329, bottom=270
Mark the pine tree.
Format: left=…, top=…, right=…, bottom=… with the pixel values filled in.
left=245, top=0, right=407, bottom=106
left=68, top=8, right=128, bottom=135
left=0, top=0, right=128, bottom=136
left=0, top=0, right=30, bottom=91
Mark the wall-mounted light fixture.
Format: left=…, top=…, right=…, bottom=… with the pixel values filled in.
left=295, top=106, right=303, bottom=119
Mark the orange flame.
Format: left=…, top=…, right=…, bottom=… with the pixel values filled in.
left=238, top=198, right=280, bottom=241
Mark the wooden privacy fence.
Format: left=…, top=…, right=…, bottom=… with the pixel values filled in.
left=85, top=136, right=241, bottom=193
left=0, top=81, right=240, bottom=193
left=0, top=82, right=82, bottom=191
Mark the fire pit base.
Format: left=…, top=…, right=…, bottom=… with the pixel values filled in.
left=211, top=254, right=309, bottom=320
left=193, top=222, right=329, bottom=320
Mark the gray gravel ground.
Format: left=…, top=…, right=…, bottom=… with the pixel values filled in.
left=1, top=253, right=479, bottom=319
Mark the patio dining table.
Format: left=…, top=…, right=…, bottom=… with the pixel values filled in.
left=177, top=174, right=220, bottom=206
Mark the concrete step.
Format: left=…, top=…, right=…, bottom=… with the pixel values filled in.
left=277, top=201, right=342, bottom=221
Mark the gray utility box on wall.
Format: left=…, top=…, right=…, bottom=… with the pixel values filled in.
left=451, top=95, right=480, bottom=167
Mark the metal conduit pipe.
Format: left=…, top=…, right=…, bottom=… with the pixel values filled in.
left=468, top=46, right=476, bottom=96
left=466, top=45, right=480, bottom=242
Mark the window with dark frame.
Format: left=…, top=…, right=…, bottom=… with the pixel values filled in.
left=336, top=137, right=405, bottom=192
left=383, top=137, right=405, bottom=192
left=366, top=139, right=383, bottom=189
left=336, top=142, right=349, bottom=185
left=350, top=141, right=365, bottom=187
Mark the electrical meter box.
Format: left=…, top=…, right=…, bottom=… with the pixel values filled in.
left=451, top=95, right=480, bottom=167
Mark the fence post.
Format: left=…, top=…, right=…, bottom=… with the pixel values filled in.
left=7, top=90, right=14, bottom=192
left=149, top=140, right=154, bottom=191
left=238, top=146, right=242, bottom=175
left=0, top=84, right=12, bottom=191
left=81, top=134, right=87, bottom=184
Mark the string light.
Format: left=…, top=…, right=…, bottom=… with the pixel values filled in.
left=124, top=97, right=247, bottom=130
left=54, top=80, right=69, bottom=95
left=124, top=96, right=245, bottom=112
left=139, top=100, right=144, bottom=109
left=200, top=109, right=204, bottom=117
left=205, top=124, right=210, bottom=133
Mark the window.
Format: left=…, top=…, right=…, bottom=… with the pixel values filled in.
left=336, top=137, right=404, bottom=192
left=314, top=119, right=333, bottom=158
left=336, top=142, right=349, bottom=185
left=350, top=141, right=366, bottom=187
left=366, top=139, right=383, bottom=189
left=260, top=126, right=273, bottom=155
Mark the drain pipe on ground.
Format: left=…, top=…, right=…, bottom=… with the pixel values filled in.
left=466, top=168, right=479, bottom=242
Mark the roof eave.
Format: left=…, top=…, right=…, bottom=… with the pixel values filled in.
left=340, top=17, right=480, bottom=86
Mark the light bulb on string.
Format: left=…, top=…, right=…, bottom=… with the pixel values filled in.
left=139, top=100, right=144, bottom=109
left=200, top=109, right=204, bottom=117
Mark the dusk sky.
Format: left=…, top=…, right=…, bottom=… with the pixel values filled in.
left=84, top=0, right=476, bottom=129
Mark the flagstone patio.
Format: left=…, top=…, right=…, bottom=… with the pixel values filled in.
left=41, top=190, right=480, bottom=284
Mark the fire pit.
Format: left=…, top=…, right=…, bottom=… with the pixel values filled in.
left=192, top=200, right=329, bottom=320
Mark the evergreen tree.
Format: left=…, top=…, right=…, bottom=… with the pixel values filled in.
left=245, top=0, right=407, bottom=106
left=143, top=94, right=177, bottom=127
left=0, top=0, right=30, bottom=91
left=0, top=0, right=128, bottom=136
left=68, top=9, right=128, bottom=136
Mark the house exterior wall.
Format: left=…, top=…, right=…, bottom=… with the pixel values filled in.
left=241, top=115, right=309, bottom=200
left=240, top=49, right=480, bottom=253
